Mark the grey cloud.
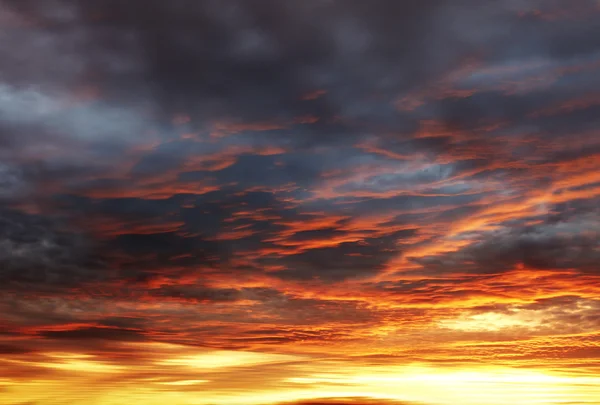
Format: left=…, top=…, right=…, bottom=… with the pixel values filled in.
left=0, top=209, right=106, bottom=289
left=270, top=229, right=417, bottom=281
left=412, top=204, right=600, bottom=275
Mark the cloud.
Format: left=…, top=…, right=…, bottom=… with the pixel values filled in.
left=411, top=203, right=600, bottom=275
left=269, top=229, right=417, bottom=281
left=0, top=208, right=106, bottom=289
left=38, top=326, right=147, bottom=342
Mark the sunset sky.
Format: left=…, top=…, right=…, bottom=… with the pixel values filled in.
left=1, top=1, right=600, bottom=405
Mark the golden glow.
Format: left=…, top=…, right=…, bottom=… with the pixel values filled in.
left=2, top=349, right=600, bottom=405
left=3, top=356, right=124, bottom=374
left=38, top=359, right=124, bottom=374
left=156, top=350, right=300, bottom=369
left=156, top=379, right=209, bottom=385
left=438, top=311, right=543, bottom=331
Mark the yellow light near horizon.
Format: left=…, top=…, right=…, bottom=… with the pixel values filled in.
left=2, top=357, right=124, bottom=374
left=156, top=350, right=299, bottom=369
left=2, top=347, right=600, bottom=405
left=282, top=363, right=600, bottom=405
left=438, top=311, right=543, bottom=331
left=44, top=352, right=95, bottom=359
left=40, top=359, right=124, bottom=374
left=156, top=379, right=209, bottom=386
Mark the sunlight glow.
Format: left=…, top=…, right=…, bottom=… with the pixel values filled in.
left=156, top=350, right=300, bottom=369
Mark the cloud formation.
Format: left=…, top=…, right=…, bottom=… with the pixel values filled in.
left=1, top=1, right=599, bottom=405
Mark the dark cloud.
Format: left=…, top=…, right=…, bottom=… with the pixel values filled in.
left=68, top=0, right=453, bottom=124
left=152, top=284, right=242, bottom=303
left=270, top=229, right=417, bottom=281
left=39, top=326, right=146, bottom=342
left=96, top=316, right=147, bottom=330
left=0, top=344, right=35, bottom=355
left=0, top=209, right=106, bottom=289
left=412, top=204, right=600, bottom=275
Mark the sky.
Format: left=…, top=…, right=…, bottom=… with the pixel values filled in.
left=1, top=1, right=600, bottom=404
